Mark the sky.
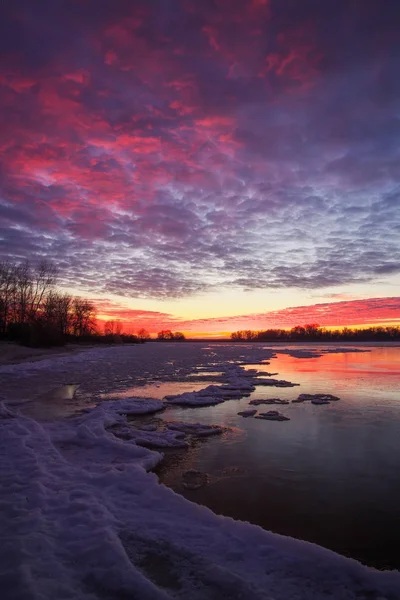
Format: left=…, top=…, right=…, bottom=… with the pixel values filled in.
left=0, top=0, right=399, bottom=336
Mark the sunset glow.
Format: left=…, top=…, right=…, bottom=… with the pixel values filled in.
left=1, top=0, right=399, bottom=335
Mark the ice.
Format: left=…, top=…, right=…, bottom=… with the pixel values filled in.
left=255, top=410, right=291, bottom=421
left=255, top=378, right=300, bottom=387
left=165, top=392, right=225, bottom=406
left=238, top=409, right=258, bottom=417
left=293, top=393, right=341, bottom=403
left=167, top=422, right=224, bottom=437
left=99, top=396, right=165, bottom=415
left=165, top=382, right=252, bottom=406
left=181, top=469, right=209, bottom=490
left=311, top=398, right=331, bottom=405
left=250, top=398, right=290, bottom=406
left=140, top=424, right=158, bottom=432
left=111, top=423, right=189, bottom=449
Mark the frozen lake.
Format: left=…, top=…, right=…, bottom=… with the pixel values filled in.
left=3, top=342, right=400, bottom=570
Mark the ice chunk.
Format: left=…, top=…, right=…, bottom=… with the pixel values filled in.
left=249, top=398, right=289, bottom=406
left=237, top=409, right=257, bottom=417
left=165, top=392, right=225, bottom=406
left=311, top=398, right=331, bottom=405
left=255, top=410, right=290, bottom=421
left=140, top=424, right=158, bottom=432
left=167, top=422, right=224, bottom=437
left=181, top=469, right=209, bottom=490
left=256, top=378, right=300, bottom=387
left=110, top=423, right=189, bottom=449
left=293, top=393, right=340, bottom=403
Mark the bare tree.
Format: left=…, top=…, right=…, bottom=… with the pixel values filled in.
left=43, top=291, right=72, bottom=336
left=72, top=298, right=97, bottom=336
left=28, top=260, right=58, bottom=321
left=104, top=320, right=116, bottom=336
left=137, top=328, right=151, bottom=341
left=0, top=261, right=16, bottom=334
left=157, top=330, right=185, bottom=341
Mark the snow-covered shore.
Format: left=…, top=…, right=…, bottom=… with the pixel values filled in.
left=1, top=343, right=399, bottom=599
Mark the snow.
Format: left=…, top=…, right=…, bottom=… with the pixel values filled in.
left=1, top=343, right=399, bottom=600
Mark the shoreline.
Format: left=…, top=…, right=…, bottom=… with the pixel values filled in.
left=0, top=341, right=114, bottom=367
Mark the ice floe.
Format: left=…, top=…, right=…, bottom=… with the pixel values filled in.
left=255, top=410, right=291, bottom=421
left=167, top=422, right=224, bottom=437
left=293, top=393, right=340, bottom=404
left=250, top=398, right=290, bottom=406
left=181, top=469, right=209, bottom=490
left=255, top=378, right=300, bottom=387
left=165, top=392, right=226, bottom=406
left=237, top=409, right=258, bottom=417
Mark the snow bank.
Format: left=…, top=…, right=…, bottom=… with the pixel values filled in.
left=1, top=401, right=400, bottom=600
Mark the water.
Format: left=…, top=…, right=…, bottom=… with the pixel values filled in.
left=157, top=346, right=400, bottom=569
left=100, top=381, right=219, bottom=400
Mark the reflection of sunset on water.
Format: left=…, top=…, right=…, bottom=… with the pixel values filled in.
left=157, top=345, right=400, bottom=569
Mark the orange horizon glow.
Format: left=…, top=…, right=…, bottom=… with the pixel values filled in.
left=95, top=296, right=400, bottom=337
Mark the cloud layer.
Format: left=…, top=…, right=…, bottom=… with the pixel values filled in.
left=1, top=0, right=400, bottom=301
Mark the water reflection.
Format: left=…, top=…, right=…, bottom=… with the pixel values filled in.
left=159, top=346, right=400, bottom=569
left=23, top=384, right=81, bottom=420
left=100, top=381, right=221, bottom=401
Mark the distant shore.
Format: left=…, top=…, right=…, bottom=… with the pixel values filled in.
left=0, top=342, right=97, bottom=367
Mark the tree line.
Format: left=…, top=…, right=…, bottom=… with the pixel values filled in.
left=231, top=323, right=400, bottom=342
left=157, top=330, right=185, bottom=341
left=0, top=260, right=101, bottom=346
left=0, top=260, right=188, bottom=347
